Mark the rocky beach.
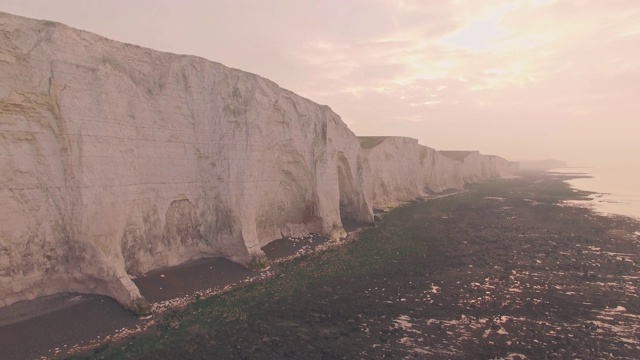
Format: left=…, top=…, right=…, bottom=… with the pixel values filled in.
left=2, top=171, right=638, bottom=359
left=0, top=230, right=337, bottom=360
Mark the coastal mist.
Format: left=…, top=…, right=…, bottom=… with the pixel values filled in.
left=1, top=1, right=640, bottom=359
left=557, top=167, right=640, bottom=220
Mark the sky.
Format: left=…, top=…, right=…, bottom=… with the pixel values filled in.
left=1, top=0, right=639, bottom=167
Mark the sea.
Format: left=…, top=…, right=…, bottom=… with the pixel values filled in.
left=551, top=167, right=640, bottom=220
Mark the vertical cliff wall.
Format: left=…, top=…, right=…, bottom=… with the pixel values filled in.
left=418, top=145, right=465, bottom=193
left=360, top=137, right=424, bottom=207
left=361, top=139, right=514, bottom=209
left=439, top=151, right=514, bottom=184
left=0, top=12, right=373, bottom=311
left=0, top=11, right=517, bottom=312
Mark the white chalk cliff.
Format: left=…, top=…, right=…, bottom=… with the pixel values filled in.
left=359, top=137, right=465, bottom=208
left=439, top=151, right=515, bottom=184
left=0, top=12, right=515, bottom=312
left=360, top=138, right=513, bottom=209
left=0, top=12, right=373, bottom=312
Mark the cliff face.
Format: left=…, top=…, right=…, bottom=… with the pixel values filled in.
left=439, top=151, right=514, bottom=184
left=418, top=146, right=465, bottom=193
left=359, top=137, right=466, bottom=208
left=361, top=141, right=515, bottom=209
left=360, top=137, right=424, bottom=207
left=0, top=11, right=517, bottom=312
left=0, top=12, right=372, bottom=311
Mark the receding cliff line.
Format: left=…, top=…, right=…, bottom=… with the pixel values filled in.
left=359, top=137, right=513, bottom=209
left=439, top=150, right=516, bottom=184
left=0, top=11, right=515, bottom=313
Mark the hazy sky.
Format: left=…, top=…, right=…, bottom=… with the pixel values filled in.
left=2, top=0, right=639, bottom=166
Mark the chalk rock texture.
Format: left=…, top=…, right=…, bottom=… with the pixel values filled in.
left=439, top=151, right=514, bottom=184
left=359, top=137, right=465, bottom=207
left=0, top=12, right=372, bottom=311
left=418, top=146, right=466, bottom=193
left=361, top=139, right=514, bottom=208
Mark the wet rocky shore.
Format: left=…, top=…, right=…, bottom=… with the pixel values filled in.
left=2, top=172, right=639, bottom=359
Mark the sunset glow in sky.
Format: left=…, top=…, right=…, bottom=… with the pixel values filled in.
left=2, top=0, right=639, bottom=166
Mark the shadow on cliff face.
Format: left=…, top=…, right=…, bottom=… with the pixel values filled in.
left=163, top=199, right=204, bottom=247
left=336, top=152, right=372, bottom=228
left=336, top=152, right=359, bottom=222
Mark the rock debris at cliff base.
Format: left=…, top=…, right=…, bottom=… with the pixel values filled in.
left=55, top=172, right=640, bottom=360
left=0, top=10, right=514, bottom=311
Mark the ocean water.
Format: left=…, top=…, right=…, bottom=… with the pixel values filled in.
left=552, top=167, right=640, bottom=220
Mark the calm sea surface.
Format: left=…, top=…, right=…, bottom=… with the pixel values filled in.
left=552, top=167, right=640, bottom=220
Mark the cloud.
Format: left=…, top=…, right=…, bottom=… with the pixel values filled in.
left=2, top=0, right=639, bottom=165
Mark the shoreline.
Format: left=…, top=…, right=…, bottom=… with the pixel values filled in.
left=0, top=215, right=377, bottom=359
left=75, top=171, right=638, bottom=359
left=2, top=173, right=639, bottom=359
left=0, top=187, right=468, bottom=360
left=549, top=168, right=640, bottom=221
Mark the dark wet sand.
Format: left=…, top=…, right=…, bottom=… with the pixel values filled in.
left=0, top=234, right=335, bottom=360
left=134, top=258, right=257, bottom=303
left=261, top=234, right=329, bottom=260
left=0, top=295, right=138, bottom=360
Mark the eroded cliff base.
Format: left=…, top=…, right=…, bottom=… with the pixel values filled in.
left=4, top=173, right=638, bottom=359
left=0, top=10, right=374, bottom=311
left=102, top=173, right=636, bottom=359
